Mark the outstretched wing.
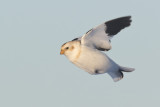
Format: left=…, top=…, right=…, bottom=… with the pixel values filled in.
left=80, top=16, right=132, bottom=51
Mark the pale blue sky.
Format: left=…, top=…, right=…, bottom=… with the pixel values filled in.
left=0, top=0, right=160, bottom=107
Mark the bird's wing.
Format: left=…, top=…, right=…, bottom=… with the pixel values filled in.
left=79, top=16, right=132, bottom=51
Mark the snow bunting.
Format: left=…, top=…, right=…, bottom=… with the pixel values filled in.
left=60, top=16, right=134, bottom=82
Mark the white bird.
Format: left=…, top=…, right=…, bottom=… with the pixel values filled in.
left=60, top=16, right=134, bottom=82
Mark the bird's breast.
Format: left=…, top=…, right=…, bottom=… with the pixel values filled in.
left=72, top=46, right=112, bottom=74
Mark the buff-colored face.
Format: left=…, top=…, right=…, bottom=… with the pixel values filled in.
left=60, top=42, right=75, bottom=55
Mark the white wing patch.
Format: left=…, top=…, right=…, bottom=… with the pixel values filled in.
left=81, top=24, right=112, bottom=51
left=79, top=16, right=131, bottom=51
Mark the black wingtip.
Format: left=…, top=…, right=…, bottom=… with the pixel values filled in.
left=105, top=16, right=132, bottom=36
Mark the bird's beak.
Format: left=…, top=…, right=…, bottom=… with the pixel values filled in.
left=60, top=50, right=65, bottom=55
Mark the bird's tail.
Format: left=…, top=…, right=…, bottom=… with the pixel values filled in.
left=119, top=66, right=135, bottom=72
left=107, top=66, right=134, bottom=82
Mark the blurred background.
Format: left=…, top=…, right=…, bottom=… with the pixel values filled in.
left=0, top=0, right=160, bottom=107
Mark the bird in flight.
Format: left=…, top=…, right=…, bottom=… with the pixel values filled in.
left=60, top=16, right=134, bottom=82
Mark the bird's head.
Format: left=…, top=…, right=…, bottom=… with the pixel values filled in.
left=60, top=41, right=81, bottom=57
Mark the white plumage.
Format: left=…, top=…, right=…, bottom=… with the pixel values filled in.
left=60, top=16, right=134, bottom=82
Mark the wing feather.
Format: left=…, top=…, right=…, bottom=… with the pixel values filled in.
left=80, top=16, right=132, bottom=51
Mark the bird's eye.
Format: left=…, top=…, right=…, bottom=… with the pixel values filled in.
left=65, top=47, right=69, bottom=50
